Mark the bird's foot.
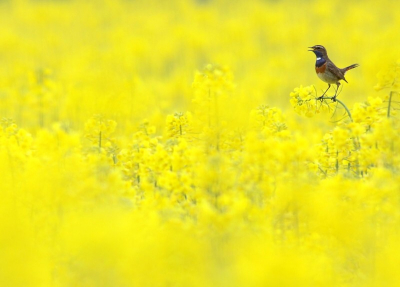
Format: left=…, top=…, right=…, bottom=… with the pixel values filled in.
left=331, top=95, right=337, bottom=102
left=316, top=96, right=324, bottom=101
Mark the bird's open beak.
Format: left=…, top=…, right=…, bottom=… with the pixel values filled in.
left=308, top=47, right=315, bottom=51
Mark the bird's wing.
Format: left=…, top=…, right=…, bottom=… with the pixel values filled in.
left=326, top=61, right=347, bottom=83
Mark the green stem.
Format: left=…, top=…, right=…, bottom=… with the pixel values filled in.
left=336, top=150, right=339, bottom=173
left=335, top=99, right=353, bottom=122
left=319, top=97, right=353, bottom=122
left=387, top=91, right=393, bottom=118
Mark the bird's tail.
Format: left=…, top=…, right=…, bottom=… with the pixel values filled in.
left=342, top=64, right=359, bottom=74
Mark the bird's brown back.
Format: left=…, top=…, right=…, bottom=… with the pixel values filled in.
left=326, top=60, right=347, bottom=82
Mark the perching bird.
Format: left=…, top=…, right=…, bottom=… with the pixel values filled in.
left=309, top=45, right=359, bottom=101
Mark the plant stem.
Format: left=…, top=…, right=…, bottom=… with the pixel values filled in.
left=387, top=91, right=393, bottom=118
left=319, top=97, right=353, bottom=122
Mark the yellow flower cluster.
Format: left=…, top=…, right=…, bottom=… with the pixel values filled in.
left=2, top=0, right=400, bottom=286
left=249, top=105, right=288, bottom=136
left=165, top=112, right=192, bottom=139
left=292, top=88, right=400, bottom=177
left=0, top=118, right=33, bottom=167
left=289, top=85, right=332, bottom=117
left=84, top=114, right=117, bottom=148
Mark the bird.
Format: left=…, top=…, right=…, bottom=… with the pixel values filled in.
left=309, top=45, right=359, bottom=101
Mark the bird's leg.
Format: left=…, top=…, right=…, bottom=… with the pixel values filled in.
left=331, top=83, right=340, bottom=102
left=317, top=84, right=331, bottom=101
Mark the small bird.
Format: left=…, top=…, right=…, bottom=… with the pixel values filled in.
left=309, top=45, right=359, bottom=101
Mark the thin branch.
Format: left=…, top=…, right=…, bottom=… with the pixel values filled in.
left=318, top=97, right=353, bottom=122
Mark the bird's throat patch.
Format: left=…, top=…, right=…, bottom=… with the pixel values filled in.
left=315, top=56, right=326, bottom=68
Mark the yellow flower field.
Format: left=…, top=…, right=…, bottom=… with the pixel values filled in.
left=1, top=0, right=400, bottom=286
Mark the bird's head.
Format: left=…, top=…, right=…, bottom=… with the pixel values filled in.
left=308, top=45, right=328, bottom=58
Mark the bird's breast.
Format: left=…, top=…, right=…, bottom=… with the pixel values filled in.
left=315, top=62, right=327, bottom=74
left=317, top=66, right=339, bottom=84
